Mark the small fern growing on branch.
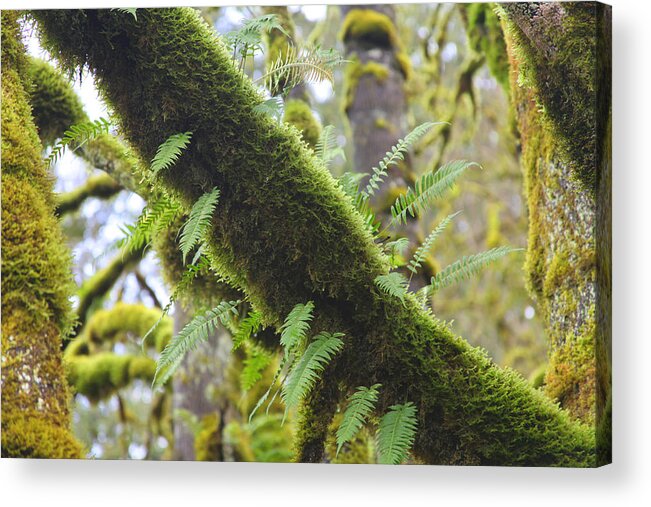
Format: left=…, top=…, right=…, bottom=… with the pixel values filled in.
left=46, top=117, right=111, bottom=168
left=279, top=301, right=314, bottom=352
left=150, top=132, right=192, bottom=176
left=377, top=402, right=418, bottom=465
left=232, top=309, right=263, bottom=351
left=407, top=211, right=461, bottom=281
left=119, top=195, right=181, bottom=254
left=336, top=384, right=381, bottom=456
left=374, top=272, right=409, bottom=305
left=315, top=125, right=345, bottom=169
left=179, top=187, right=220, bottom=264
left=153, top=300, right=240, bottom=388
left=431, top=246, right=523, bottom=292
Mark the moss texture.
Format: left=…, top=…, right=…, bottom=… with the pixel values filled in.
left=1, top=11, right=82, bottom=458
left=283, top=99, right=322, bottom=149
left=502, top=3, right=611, bottom=457
left=35, top=8, right=596, bottom=466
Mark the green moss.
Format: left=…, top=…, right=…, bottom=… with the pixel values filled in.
left=343, top=58, right=392, bottom=112
left=340, top=9, right=399, bottom=49
left=36, top=8, right=596, bottom=466
left=1, top=11, right=81, bottom=458
left=485, top=202, right=504, bottom=249
left=66, top=352, right=156, bottom=403
left=195, top=413, right=223, bottom=461
left=56, top=173, right=122, bottom=215
left=27, top=57, right=87, bottom=145
left=283, top=99, right=322, bottom=149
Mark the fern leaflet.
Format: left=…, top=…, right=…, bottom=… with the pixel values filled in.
left=153, top=300, right=240, bottom=388
left=374, top=272, right=409, bottom=304
left=252, top=97, right=284, bottom=121
left=279, top=301, right=314, bottom=353
left=119, top=196, right=181, bottom=253
left=377, top=402, right=418, bottom=465
left=150, top=132, right=192, bottom=176
left=383, top=237, right=410, bottom=267
left=363, top=122, right=437, bottom=198
left=241, top=345, right=273, bottom=392
left=281, top=332, right=344, bottom=422
left=315, top=125, right=345, bottom=167
left=225, top=14, right=287, bottom=64
left=407, top=211, right=461, bottom=279
left=336, top=384, right=381, bottom=456
left=337, top=171, right=367, bottom=199
left=111, top=8, right=138, bottom=20
left=232, top=309, right=263, bottom=351
left=46, top=117, right=111, bottom=168
left=179, top=187, right=220, bottom=264
left=391, top=160, right=478, bottom=225
left=430, top=246, right=523, bottom=292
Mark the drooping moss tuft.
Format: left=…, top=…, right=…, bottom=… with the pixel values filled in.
left=1, top=11, right=82, bottom=458
left=35, top=8, right=596, bottom=466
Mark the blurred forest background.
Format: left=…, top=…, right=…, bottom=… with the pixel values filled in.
left=14, top=4, right=550, bottom=461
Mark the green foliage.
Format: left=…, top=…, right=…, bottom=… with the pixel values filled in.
left=179, top=187, right=220, bottom=264
left=391, top=160, right=478, bottom=225
left=281, top=332, right=344, bottom=422
left=150, top=132, right=192, bottom=176
left=315, top=125, right=345, bottom=168
left=383, top=238, right=409, bottom=268
left=153, top=300, right=240, bottom=388
left=377, top=402, right=418, bottom=465
left=119, top=195, right=181, bottom=254
left=111, top=8, right=138, bottom=20
left=225, top=14, right=287, bottom=66
left=374, top=272, right=408, bottom=304
left=408, top=212, right=460, bottom=278
left=241, top=345, right=273, bottom=392
left=232, top=309, right=263, bottom=350
left=431, top=246, right=523, bottom=292
left=252, top=97, right=283, bottom=121
left=363, top=122, right=437, bottom=198
left=279, top=301, right=314, bottom=352
left=336, top=384, right=381, bottom=456
left=45, top=117, right=111, bottom=168
left=258, top=45, right=345, bottom=97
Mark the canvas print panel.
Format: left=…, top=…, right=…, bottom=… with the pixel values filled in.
left=1, top=2, right=611, bottom=466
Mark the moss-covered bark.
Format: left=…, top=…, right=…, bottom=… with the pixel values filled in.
left=500, top=2, right=611, bottom=463
left=1, top=12, right=82, bottom=458
left=56, top=173, right=122, bottom=215
left=35, top=8, right=597, bottom=466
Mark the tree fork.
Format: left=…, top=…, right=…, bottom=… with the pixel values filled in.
left=35, top=8, right=595, bottom=466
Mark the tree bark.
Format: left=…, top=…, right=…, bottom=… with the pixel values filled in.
left=35, top=8, right=596, bottom=466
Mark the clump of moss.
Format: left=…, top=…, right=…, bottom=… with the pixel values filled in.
left=340, top=9, right=399, bottom=49
left=195, top=413, right=224, bottom=461
left=283, top=99, right=322, bottom=149
left=1, top=11, right=81, bottom=458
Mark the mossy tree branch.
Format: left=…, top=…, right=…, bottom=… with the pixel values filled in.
left=56, top=172, right=122, bottom=215
left=35, top=8, right=596, bottom=466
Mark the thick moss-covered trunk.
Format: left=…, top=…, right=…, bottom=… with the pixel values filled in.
left=1, top=12, right=82, bottom=458
left=35, top=8, right=597, bottom=466
left=500, top=2, right=611, bottom=463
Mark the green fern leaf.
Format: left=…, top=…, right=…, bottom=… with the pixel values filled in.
left=232, top=309, right=263, bottom=351
left=111, top=8, right=138, bottom=20
left=363, top=122, right=437, bottom=198
left=383, top=237, right=410, bottom=267
left=431, top=246, right=523, bottom=292
left=374, top=272, right=409, bottom=304
left=241, top=345, right=273, bottom=392
left=150, top=132, right=192, bottom=176
left=225, top=14, right=288, bottom=60
left=337, top=171, right=367, bottom=199
left=391, top=160, right=479, bottom=225
left=281, top=332, right=344, bottom=421
left=179, top=187, right=220, bottom=264
left=315, top=125, right=345, bottom=167
left=377, top=402, right=418, bottom=465
left=336, top=384, right=381, bottom=456
left=279, top=301, right=314, bottom=353
left=153, top=300, right=240, bottom=388
left=407, top=211, right=461, bottom=278
left=46, top=117, right=111, bottom=168
left=252, top=97, right=284, bottom=121
left=119, top=195, right=181, bottom=253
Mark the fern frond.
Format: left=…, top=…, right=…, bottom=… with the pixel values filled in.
left=225, top=14, right=287, bottom=61
left=374, top=272, right=409, bottom=304
left=179, top=187, right=220, bottom=264
left=232, top=309, right=263, bottom=350
left=336, top=384, right=381, bottom=456
left=431, top=246, right=523, bottom=292
left=337, top=171, right=367, bottom=199
left=150, top=132, right=192, bottom=176
left=248, top=354, right=291, bottom=423
left=46, top=117, right=111, bottom=168
left=408, top=211, right=460, bottom=278
left=377, top=402, right=418, bottom=465
left=252, top=97, right=284, bottom=121
left=111, top=8, right=138, bottom=20
left=390, top=160, right=478, bottom=225
left=241, top=345, right=273, bottom=392
left=315, top=125, right=345, bottom=167
left=279, top=301, right=314, bottom=353
left=281, top=332, right=344, bottom=421
left=153, top=300, right=240, bottom=388
left=257, top=45, right=345, bottom=96
left=363, top=122, right=437, bottom=198
left=119, top=196, right=181, bottom=254
left=383, top=237, right=410, bottom=267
